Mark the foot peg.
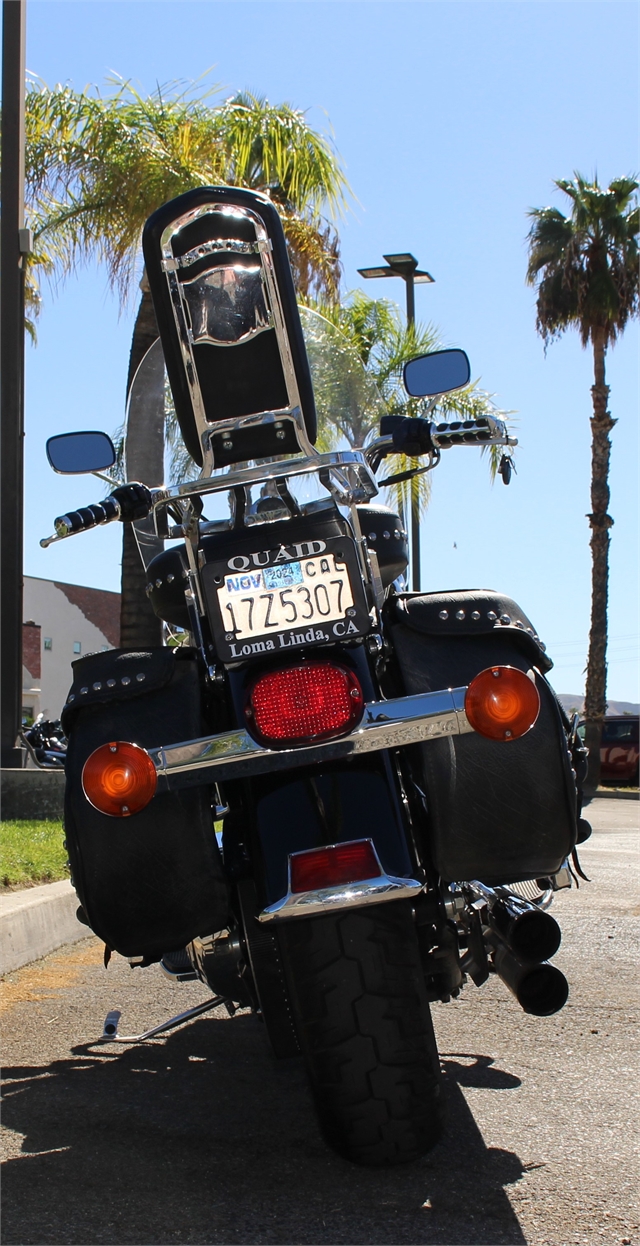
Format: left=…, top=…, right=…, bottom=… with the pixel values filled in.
left=99, top=996, right=225, bottom=1044
left=160, top=949, right=198, bottom=982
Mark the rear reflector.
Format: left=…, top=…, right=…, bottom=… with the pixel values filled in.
left=82, top=741, right=157, bottom=817
left=465, top=666, right=540, bottom=741
left=246, top=662, right=364, bottom=745
left=290, top=839, right=383, bottom=894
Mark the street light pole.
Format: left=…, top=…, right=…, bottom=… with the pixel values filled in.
left=358, top=252, right=434, bottom=592
left=1, top=0, right=28, bottom=767
left=401, top=263, right=415, bottom=328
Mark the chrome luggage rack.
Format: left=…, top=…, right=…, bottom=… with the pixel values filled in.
left=147, top=441, right=379, bottom=519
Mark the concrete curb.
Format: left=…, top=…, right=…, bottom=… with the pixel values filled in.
left=0, top=880, right=88, bottom=975
left=591, top=789, right=639, bottom=802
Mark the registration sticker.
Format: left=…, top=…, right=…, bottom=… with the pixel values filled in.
left=263, top=562, right=304, bottom=590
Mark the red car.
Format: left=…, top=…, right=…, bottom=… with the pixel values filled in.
left=598, top=717, right=639, bottom=784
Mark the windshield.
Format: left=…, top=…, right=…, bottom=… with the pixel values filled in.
left=125, top=337, right=167, bottom=573
left=299, top=306, right=388, bottom=449
left=124, top=307, right=387, bottom=571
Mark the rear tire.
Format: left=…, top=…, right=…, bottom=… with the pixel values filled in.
left=278, top=902, right=444, bottom=1166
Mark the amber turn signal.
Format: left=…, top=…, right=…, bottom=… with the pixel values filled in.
left=82, top=741, right=157, bottom=817
left=464, top=666, right=540, bottom=741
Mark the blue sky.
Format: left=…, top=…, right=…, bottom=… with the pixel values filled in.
left=22, top=0, right=639, bottom=700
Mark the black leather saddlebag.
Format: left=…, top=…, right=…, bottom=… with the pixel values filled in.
left=61, top=648, right=228, bottom=959
left=390, top=591, right=578, bottom=885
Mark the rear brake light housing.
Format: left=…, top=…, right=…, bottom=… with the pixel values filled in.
left=245, top=662, right=364, bottom=746
left=289, top=839, right=383, bottom=894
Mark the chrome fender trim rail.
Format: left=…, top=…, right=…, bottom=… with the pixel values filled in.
left=149, top=686, right=472, bottom=790
left=258, top=873, right=424, bottom=923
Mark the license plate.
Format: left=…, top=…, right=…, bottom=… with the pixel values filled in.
left=202, top=536, right=370, bottom=661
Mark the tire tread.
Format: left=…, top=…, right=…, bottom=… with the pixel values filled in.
left=279, top=902, right=444, bottom=1166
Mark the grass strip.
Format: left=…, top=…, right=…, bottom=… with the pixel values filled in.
left=0, top=820, right=68, bottom=888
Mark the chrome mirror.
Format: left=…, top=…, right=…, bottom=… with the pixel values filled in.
left=403, top=349, right=471, bottom=397
left=46, top=431, right=116, bottom=474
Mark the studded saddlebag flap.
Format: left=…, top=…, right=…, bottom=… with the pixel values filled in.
left=61, top=648, right=228, bottom=960
left=390, top=592, right=578, bottom=885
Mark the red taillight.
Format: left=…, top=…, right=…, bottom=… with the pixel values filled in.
left=82, top=741, right=157, bottom=817
left=465, top=666, right=540, bottom=741
left=246, top=662, right=364, bottom=745
left=290, top=839, right=382, bottom=893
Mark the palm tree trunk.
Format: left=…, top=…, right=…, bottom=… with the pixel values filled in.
left=119, top=278, right=165, bottom=650
left=583, top=329, right=616, bottom=789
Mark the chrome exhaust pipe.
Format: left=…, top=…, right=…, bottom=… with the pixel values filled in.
left=470, top=881, right=562, bottom=963
left=492, top=941, right=569, bottom=1016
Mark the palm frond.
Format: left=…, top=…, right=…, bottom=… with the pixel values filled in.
left=24, top=78, right=350, bottom=309
left=526, top=173, right=639, bottom=348
left=300, top=296, right=513, bottom=516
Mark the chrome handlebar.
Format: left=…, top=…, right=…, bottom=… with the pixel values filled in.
left=42, top=418, right=516, bottom=547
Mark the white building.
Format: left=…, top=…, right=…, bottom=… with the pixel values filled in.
left=22, top=576, right=120, bottom=722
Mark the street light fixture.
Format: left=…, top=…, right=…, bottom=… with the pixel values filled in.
left=358, top=251, right=435, bottom=591
left=358, top=253, right=434, bottom=329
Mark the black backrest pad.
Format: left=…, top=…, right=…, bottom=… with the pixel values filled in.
left=62, top=648, right=227, bottom=959
left=391, top=592, right=577, bottom=884
left=143, top=187, right=317, bottom=466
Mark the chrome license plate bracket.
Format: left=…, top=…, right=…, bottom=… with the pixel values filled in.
left=202, top=535, right=370, bottom=662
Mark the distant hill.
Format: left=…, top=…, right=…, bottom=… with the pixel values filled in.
left=557, top=694, right=639, bottom=717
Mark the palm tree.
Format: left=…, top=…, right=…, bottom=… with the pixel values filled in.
left=303, top=293, right=511, bottom=523
left=526, top=174, right=639, bottom=783
left=25, top=79, right=348, bottom=646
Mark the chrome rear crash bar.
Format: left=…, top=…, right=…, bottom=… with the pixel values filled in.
left=149, top=686, right=472, bottom=790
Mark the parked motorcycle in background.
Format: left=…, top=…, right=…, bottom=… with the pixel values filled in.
left=21, top=715, right=67, bottom=769
left=40, top=187, right=589, bottom=1166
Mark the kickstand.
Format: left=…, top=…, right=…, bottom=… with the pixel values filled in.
left=99, top=996, right=226, bottom=1044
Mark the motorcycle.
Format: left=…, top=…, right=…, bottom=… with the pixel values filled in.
left=21, top=714, right=67, bottom=768
left=41, top=186, right=589, bottom=1167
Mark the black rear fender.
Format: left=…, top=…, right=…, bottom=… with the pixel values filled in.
left=244, top=753, right=414, bottom=908
left=221, top=643, right=416, bottom=908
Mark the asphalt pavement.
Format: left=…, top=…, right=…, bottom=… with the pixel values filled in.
left=1, top=797, right=638, bottom=1246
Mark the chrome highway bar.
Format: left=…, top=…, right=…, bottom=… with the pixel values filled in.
left=149, top=686, right=472, bottom=790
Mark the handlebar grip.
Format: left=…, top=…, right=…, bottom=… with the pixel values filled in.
left=431, top=417, right=505, bottom=448
left=54, top=497, right=121, bottom=538
left=379, top=415, right=434, bottom=456
left=52, top=483, right=153, bottom=540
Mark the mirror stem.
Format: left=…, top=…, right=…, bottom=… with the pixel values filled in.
left=92, top=470, right=121, bottom=487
